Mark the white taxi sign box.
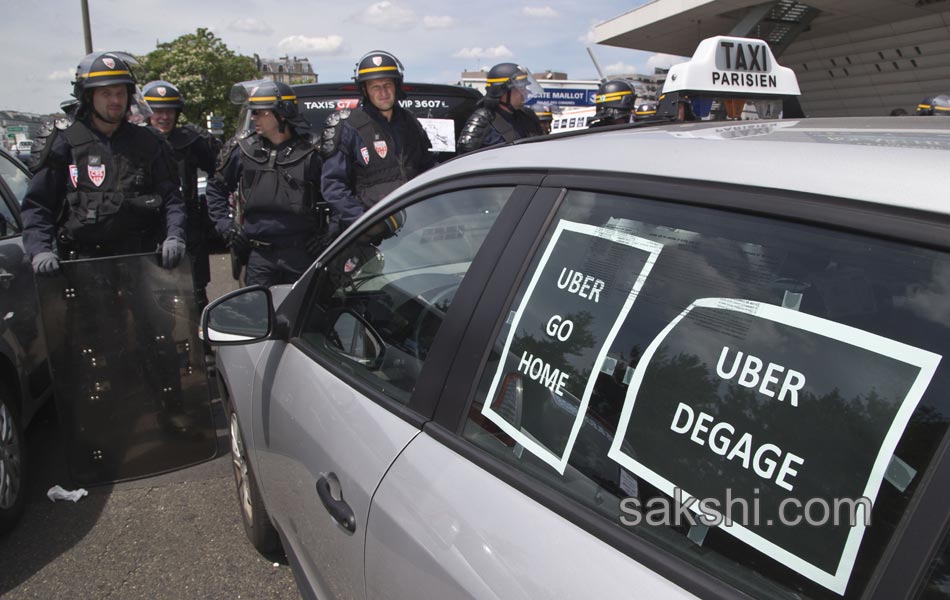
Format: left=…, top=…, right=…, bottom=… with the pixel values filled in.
left=662, top=36, right=801, bottom=98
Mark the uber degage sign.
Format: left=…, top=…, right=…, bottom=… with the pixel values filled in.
left=483, top=220, right=662, bottom=474
left=609, top=298, right=941, bottom=594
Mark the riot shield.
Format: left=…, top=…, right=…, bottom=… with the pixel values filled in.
left=36, top=252, right=217, bottom=485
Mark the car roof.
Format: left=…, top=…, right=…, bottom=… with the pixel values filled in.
left=396, top=116, right=950, bottom=216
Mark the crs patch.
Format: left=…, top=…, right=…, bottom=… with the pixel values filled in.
left=88, top=164, right=106, bottom=187
left=68, top=164, right=78, bottom=187
left=360, top=147, right=370, bottom=164
left=373, top=140, right=388, bottom=159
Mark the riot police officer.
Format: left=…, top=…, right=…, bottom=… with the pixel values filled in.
left=634, top=100, right=658, bottom=122
left=531, top=104, right=554, bottom=134
left=457, top=62, right=544, bottom=153
left=588, top=80, right=636, bottom=128
left=206, top=79, right=326, bottom=287
left=22, top=51, right=186, bottom=273
left=917, top=95, right=950, bottom=115
left=320, top=50, right=436, bottom=236
left=143, top=80, right=221, bottom=309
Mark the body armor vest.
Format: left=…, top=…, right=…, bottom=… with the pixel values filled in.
left=59, top=121, right=164, bottom=245
left=347, top=109, right=420, bottom=208
left=458, top=106, right=544, bottom=153
left=238, top=133, right=318, bottom=217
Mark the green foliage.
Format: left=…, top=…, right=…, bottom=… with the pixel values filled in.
left=137, top=28, right=259, bottom=138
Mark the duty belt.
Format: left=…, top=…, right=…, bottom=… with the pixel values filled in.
left=248, top=237, right=307, bottom=250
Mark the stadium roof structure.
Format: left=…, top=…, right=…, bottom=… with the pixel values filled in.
left=594, top=0, right=950, bottom=116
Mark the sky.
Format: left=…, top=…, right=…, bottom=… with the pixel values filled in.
left=0, top=0, right=688, bottom=115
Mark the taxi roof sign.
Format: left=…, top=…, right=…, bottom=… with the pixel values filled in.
left=662, top=36, right=801, bottom=98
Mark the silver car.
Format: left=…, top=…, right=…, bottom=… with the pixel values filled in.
left=205, top=117, right=950, bottom=599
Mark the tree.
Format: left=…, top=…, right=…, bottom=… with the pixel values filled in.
left=137, top=28, right=259, bottom=138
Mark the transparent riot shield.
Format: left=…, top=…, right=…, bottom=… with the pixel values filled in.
left=36, top=252, right=216, bottom=485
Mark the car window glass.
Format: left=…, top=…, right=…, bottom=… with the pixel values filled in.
left=0, top=154, right=25, bottom=236
left=299, top=187, right=514, bottom=405
left=921, top=528, right=950, bottom=599
left=463, top=189, right=950, bottom=599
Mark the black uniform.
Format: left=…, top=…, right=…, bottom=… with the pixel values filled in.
left=206, top=131, right=324, bottom=287
left=158, top=124, right=220, bottom=307
left=22, top=119, right=186, bottom=259
left=320, top=103, right=436, bottom=233
left=457, top=104, right=543, bottom=153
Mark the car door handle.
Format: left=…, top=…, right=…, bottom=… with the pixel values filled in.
left=316, top=474, right=356, bottom=533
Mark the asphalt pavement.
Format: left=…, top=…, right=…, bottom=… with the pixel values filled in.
left=0, top=253, right=302, bottom=600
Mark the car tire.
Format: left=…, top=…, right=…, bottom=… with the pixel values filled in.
left=229, top=409, right=279, bottom=554
left=0, top=386, right=25, bottom=535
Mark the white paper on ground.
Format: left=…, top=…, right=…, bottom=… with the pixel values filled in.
left=47, top=485, right=88, bottom=503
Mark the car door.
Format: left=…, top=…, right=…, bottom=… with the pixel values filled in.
left=0, top=151, right=48, bottom=416
left=365, top=177, right=950, bottom=599
left=252, top=181, right=542, bottom=599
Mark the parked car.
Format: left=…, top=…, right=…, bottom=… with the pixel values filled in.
left=231, top=81, right=482, bottom=163
left=204, top=116, right=950, bottom=599
left=0, top=148, right=52, bottom=534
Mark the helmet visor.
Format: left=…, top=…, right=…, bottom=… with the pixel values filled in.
left=513, top=67, right=544, bottom=101
left=127, top=87, right=153, bottom=125
left=229, top=80, right=272, bottom=105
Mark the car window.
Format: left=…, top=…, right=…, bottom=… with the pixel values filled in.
left=922, top=530, right=950, bottom=599
left=463, top=189, right=950, bottom=599
left=299, top=187, right=514, bottom=405
left=0, top=153, right=26, bottom=236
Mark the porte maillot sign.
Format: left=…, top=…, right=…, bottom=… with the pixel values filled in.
left=608, top=298, right=941, bottom=594
left=482, top=220, right=662, bottom=474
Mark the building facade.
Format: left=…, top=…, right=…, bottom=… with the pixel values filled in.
left=255, top=55, right=318, bottom=85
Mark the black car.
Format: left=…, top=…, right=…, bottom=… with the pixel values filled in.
left=234, top=81, right=482, bottom=162
left=0, top=148, right=53, bottom=534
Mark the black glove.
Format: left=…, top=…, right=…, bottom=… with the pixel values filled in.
left=226, top=226, right=251, bottom=256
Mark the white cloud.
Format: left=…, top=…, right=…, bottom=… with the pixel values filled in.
left=47, top=68, right=75, bottom=81
left=278, top=35, right=345, bottom=55
left=579, top=29, right=597, bottom=44
left=453, top=45, right=513, bottom=59
left=604, top=61, right=638, bottom=75
left=522, top=6, right=558, bottom=18
left=228, top=18, right=273, bottom=35
left=423, top=15, right=456, bottom=29
left=354, top=1, right=417, bottom=31
left=646, top=53, right=687, bottom=70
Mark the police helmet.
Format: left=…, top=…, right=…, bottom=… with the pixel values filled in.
left=931, top=94, right=950, bottom=115
left=917, top=96, right=935, bottom=116
left=230, top=79, right=309, bottom=131
left=485, top=63, right=542, bottom=100
left=594, top=79, right=636, bottom=121
left=71, top=51, right=139, bottom=114
left=354, top=51, right=405, bottom=98
left=532, top=104, right=553, bottom=122
left=634, top=100, right=657, bottom=121
left=72, top=51, right=138, bottom=97
left=594, top=79, right=637, bottom=117
left=143, top=80, right=185, bottom=111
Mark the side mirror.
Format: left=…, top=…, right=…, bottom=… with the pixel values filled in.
left=326, top=308, right=384, bottom=368
left=201, top=286, right=274, bottom=345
